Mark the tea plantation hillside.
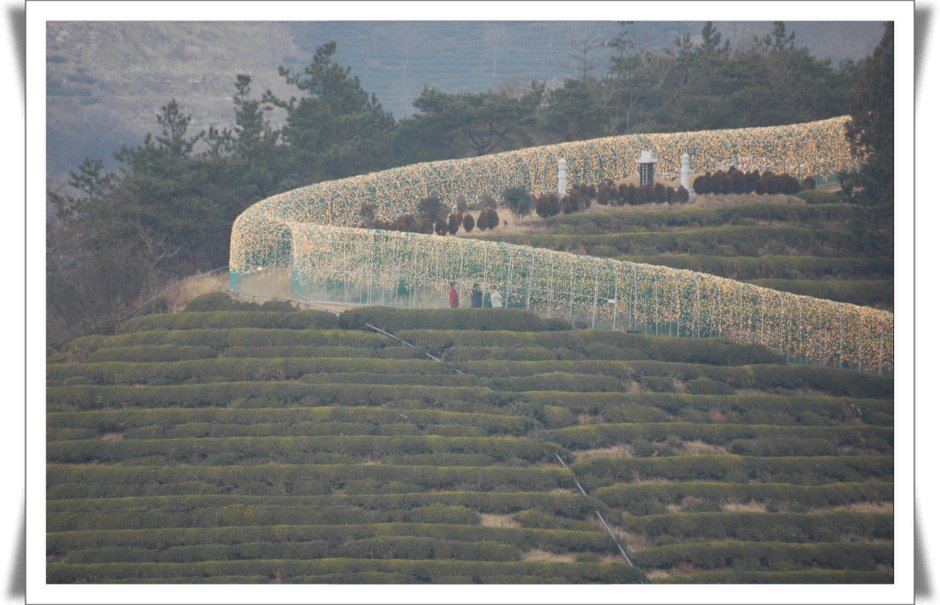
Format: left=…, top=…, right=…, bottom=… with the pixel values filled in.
left=46, top=294, right=894, bottom=584
left=471, top=194, right=893, bottom=312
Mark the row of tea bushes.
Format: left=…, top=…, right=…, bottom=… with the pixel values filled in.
left=53, top=528, right=613, bottom=564
left=86, top=344, right=428, bottom=363
left=46, top=434, right=565, bottom=466
left=474, top=226, right=865, bottom=259
left=541, top=204, right=864, bottom=234
left=300, top=372, right=482, bottom=387
left=631, top=541, right=892, bottom=573
left=549, top=423, right=893, bottom=452
left=744, top=279, right=893, bottom=309
left=586, top=393, right=893, bottom=426
left=47, top=464, right=575, bottom=499
left=47, top=407, right=533, bottom=437
left=570, top=455, right=894, bottom=489
left=623, top=511, right=892, bottom=545
left=47, top=559, right=645, bottom=584
left=338, top=307, right=571, bottom=332
left=654, top=570, right=895, bottom=584
left=401, top=329, right=784, bottom=366
left=121, top=310, right=339, bottom=332
left=51, top=328, right=392, bottom=362
left=46, top=357, right=453, bottom=386
left=594, top=481, right=893, bottom=515
left=618, top=254, right=893, bottom=282
left=48, top=491, right=602, bottom=519
left=46, top=382, right=508, bottom=412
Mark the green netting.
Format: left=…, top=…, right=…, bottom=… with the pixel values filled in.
left=229, top=116, right=892, bottom=373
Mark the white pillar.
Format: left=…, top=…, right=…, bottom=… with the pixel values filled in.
left=557, top=158, right=567, bottom=198
left=680, top=152, right=696, bottom=201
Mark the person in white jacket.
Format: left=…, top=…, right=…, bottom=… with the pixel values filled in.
left=489, top=286, right=503, bottom=308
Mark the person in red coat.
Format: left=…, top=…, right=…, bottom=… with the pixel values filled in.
left=448, top=282, right=459, bottom=308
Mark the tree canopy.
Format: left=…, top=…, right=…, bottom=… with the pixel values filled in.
left=46, top=30, right=874, bottom=351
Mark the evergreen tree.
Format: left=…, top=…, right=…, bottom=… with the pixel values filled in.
left=845, top=22, right=894, bottom=207
left=263, top=42, right=397, bottom=184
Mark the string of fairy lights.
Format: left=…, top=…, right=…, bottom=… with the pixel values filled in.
left=229, top=116, right=892, bottom=373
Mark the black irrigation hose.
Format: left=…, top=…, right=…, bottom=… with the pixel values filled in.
left=362, top=322, right=638, bottom=573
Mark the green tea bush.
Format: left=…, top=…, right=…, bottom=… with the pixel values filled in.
left=47, top=407, right=534, bottom=437
left=571, top=455, right=894, bottom=489
left=47, top=559, right=645, bottom=584
left=300, top=372, right=480, bottom=387
left=631, top=541, right=893, bottom=572
left=549, top=424, right=891, bottom=452
left=519, top=392, right=672, bottom=423
left=643, top=376, right=676, bottom=392
left=683, top=377, right=736, bottom=395
left=653, top=570, right=893, bottom=584
left=479, top=226, right=863, bottom=258
left=85, top=345, right=218, bottom=363
left=121, top=310, right=338, bottom=332
left=184, top=293, right=264, bottom=312
left=624, top=362, right=893, bottom=399
left=221, top=346, right=425, bottom=360
left=796, top=189, right=849, bottom=205
left=623, top=511, right=893, bottom=544
left=620, top=255, right=893, bottom=281
left=488, top=373, right=624, bottom=393
left=47, top=357, right=454, bottom=387
left=47, top=464, right=573, bottom=499
left=338, top=307, right=554, bottom=332
left=619, top=393, right=892, bottom=426
left=744, top=279, right=893, bottom=308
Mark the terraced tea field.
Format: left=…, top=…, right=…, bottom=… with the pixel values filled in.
left=46, top=296, right=893, bottom=584
left=471, top=196, right=893, bottom=312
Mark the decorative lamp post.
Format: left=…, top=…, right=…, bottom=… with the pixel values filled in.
left=636, top=150, right=659, bottom=186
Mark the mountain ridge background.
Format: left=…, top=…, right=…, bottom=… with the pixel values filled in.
left=46, top=20, right=884, bottom=183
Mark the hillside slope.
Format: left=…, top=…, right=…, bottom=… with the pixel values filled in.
left=46, top=295, right=893, bottom=584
